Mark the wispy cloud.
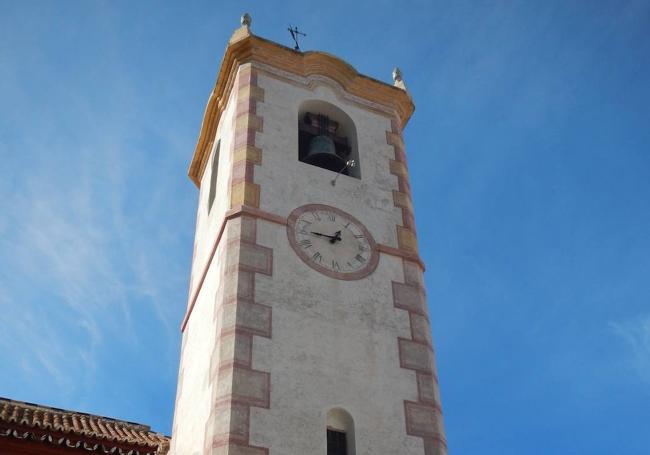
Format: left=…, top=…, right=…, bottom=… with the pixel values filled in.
left=0, top=15, right=191, bottom=405
left=610, top=315, right=650, bottom=383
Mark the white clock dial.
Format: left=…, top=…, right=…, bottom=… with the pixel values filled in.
left=287, top=204, right=378, bottom=280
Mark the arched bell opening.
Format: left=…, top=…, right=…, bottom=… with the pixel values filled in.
left=298, top=100, right=360, bottom=179
left=326, top=407, right=356, bottom=455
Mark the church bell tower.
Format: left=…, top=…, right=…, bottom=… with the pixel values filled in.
left=170, top=14, right=447, bottom=455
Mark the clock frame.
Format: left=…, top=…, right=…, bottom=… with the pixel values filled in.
left=286, top=203, right=379, bottom=280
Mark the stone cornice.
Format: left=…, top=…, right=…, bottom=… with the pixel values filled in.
left=188, top=29, right=415, bottom=187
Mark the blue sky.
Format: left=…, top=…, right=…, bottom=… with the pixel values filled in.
left=1, top=0, right=649, bottom=453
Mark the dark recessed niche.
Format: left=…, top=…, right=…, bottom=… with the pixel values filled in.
left=298, top=100, right=360, bottom=179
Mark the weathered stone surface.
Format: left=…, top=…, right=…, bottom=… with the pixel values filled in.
left=399, top=338, right=434, bottom=373
left=393, top=281, right=426, bottom=314
left=410, top=313, right=433, bottom=345
left=404, top=401, right=444, bottom=438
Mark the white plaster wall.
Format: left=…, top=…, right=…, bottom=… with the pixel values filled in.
left=248, top=73, right=425, bottom=453
left=252, top=220, right=424, bottom=454
left=170, top=236, right=227, bottom=455
left=255, top=74, right=403, bottom=248
left=171, top=75, right=239, bottom=455
left=174, top=69, right=426, bottom=454
left=189, top=84, right=238, bottom=297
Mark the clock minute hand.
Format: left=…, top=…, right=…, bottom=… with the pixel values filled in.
left=310, top=231, right=338, bottom=240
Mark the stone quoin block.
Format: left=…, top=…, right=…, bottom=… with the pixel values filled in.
left=225, top=241, right=272, bottom=275
left=389, top=159, right=408, bottom=178
left=229, top=367, right=270, bottom=408
left=226, top=215, right=257, bottom=243
left=231, top=160, right=256, bottom=185
left=397, top=225, right=418, bottom=252
left=404, top=401, right=444, bottom=438
left=221, top=300, right=272, bottom=338
left=233, top=129, right=258, bottom=150
left=237, top=65, right=257, bottom=87
left=390, top=118, right=402, bottom=135
left=222, top=270, right=255, bottom=302
left=238, top=85, right=265, bottom=103
left=230, top=181, right=261, bottom=208
left=386, top=130, right=405, bottom=149
left=417, top=373, right=441, bottom=406
left=216, top=330, right=252, bottom=370
left=423, top=437, right=448, bottom=455
left=233, top=145, right=262, bottom=165
left=236, top=97, right=257, bottom=116
left=393, top=190, right=414, bottom=212
left=398, top=175, right=412, bottom=195
left=393, top=145, right=407, bottom=164
left=214, top=366, right=270, bottom=408
left=399, top=337, right=434, bottom=373
left=235, top=114, right=263, bottom=135
left=236, top=301, right=272, bottom=336
left=392, top=281, right=426, bottom=314
left=403, top=260, right=424, bottom=287
left=410, top=312, right=433, bottom=346
left=210, top=401, right=250, bottom=445
left=401, top=209, right=417, bottom=231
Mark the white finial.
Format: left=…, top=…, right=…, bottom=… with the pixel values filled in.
left=241, top=13, right=252, bottom=27
left=230, top=13, right=252, bottom=44
left=392, top=67, right=407, bottom=90
left=392, top=67, right=403, bottom=83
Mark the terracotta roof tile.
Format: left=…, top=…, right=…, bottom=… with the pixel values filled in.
left=0, top=397, right=169, bottom=454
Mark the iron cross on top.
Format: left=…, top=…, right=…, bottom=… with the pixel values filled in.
left=288, top=25, right=306, bottom=51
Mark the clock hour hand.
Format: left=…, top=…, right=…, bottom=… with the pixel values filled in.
left=329, top=230, right=342, bottom=244
left=310, top=231, right=342, bottom=243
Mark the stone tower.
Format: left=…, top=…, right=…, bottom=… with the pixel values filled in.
left=170, top=15, right=447, bottom=455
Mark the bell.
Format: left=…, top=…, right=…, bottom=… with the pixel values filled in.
left=303, top=135, right=347, bottom=173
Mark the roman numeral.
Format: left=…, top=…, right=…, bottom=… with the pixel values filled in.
left=312, top=212, right=321, bottom=221
left=355, top=254, right=366, bottom=263
left=332, top=261, right=340, bottom=271
left=354, top=234, right=364, bottom=239
left=299, top=239, right=312, bottom=248
left=327, top=213, right=336, bottom=221
left=344, top=222, right=350, bottom=228
left=312, top=252, right=322, bottom=263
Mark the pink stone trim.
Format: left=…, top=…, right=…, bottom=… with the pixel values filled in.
left=403, top=400, right=446, bottom=441
left=386, top=118, right=445, bottom=453
left=392, top=281, right=427, bottom=315
left=378, top=244, right=425, bottom=270
left=225, top=239, right=273, bottom=276
left=182, top=205, right=429, bottom=332
left=205, top=66, right=271, bottom=455
left=231, top=160, right=256, bottom=186
left=181, top=66, right=271, bottom=455
left=393, top=259, right=447, bottom=453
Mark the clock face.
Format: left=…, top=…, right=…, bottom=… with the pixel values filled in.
left=287, top=204, right=379, bottom=280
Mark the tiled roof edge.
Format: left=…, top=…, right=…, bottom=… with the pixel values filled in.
left=0, top=427, right=164, bottom=454
left=0, top=397, right=169, bottom=453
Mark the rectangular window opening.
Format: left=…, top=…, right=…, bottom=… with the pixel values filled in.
left=327, top=429, right=348, bottom=455
left=207, top=140, right=221, bottom=214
